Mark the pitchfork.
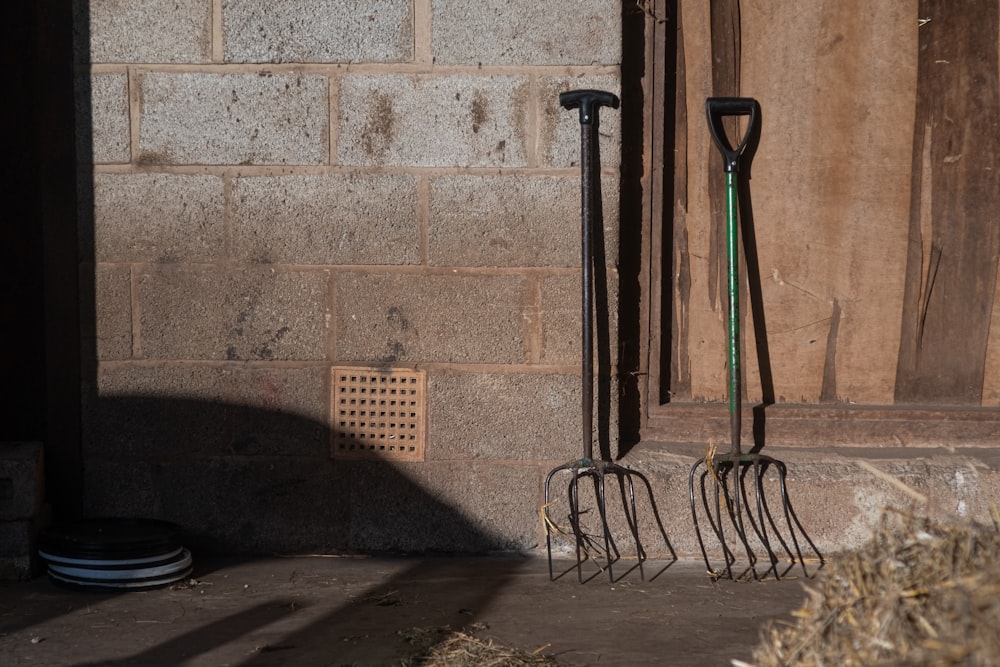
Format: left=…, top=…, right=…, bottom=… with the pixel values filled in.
left=544, top=89, right=675, bottom=583
left=689, top=98, right=822, bottom=580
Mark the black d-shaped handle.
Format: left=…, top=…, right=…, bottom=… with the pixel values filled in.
left=706, top=97, right=759, bottom=173
left=560, top=89, right=620, bottom=125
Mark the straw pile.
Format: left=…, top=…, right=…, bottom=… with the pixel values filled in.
left=401, top=623, right=557, bottom=666
left=747, top=508, right=1000, bottom=667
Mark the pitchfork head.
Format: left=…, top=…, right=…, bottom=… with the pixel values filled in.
left=544, top=458, right=676, bottom=583
left=689, top=450, right=823, bottom=581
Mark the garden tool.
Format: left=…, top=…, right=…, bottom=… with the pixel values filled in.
left=688, top=97, right=821, bottom=580
left=544, top=89, right=675, bottom=583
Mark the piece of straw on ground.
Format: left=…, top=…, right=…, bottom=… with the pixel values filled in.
left=402, top=623, right=557, bottom=667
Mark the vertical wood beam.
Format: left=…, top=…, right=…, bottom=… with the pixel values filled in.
left=895, top=0, right=1000, bottom=404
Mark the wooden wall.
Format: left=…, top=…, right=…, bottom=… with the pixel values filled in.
left=661, top=1, right=1000, bottom=410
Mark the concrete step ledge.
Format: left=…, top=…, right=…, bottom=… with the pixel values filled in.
left=590, top=442, right=1000, bottom=563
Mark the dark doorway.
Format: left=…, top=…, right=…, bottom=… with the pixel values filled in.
left=1, top=3, right=83, bottom=517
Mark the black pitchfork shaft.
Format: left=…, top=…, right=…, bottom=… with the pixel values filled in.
left=560, top=89, right=619, bottom=462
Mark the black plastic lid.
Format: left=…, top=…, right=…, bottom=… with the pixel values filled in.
left=39, top=518, right=182, bottom=561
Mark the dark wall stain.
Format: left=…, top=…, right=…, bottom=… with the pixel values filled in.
left=387, top=306, right=408, bottom=331
left=470, top=90, right=489, bottom=134
left=383, top=307, right=409, bottom=362
left=819, top=298, right=841, bottom=402
left=361, top=92, right=395, bottom=160
left=256, top=326, right=290, bottom=359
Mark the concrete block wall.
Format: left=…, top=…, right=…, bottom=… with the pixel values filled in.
left=0, top=444, right=47, bottom=580
left=78, top=0, right=623, bottom=554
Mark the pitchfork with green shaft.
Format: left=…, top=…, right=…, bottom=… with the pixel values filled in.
left=688, top=97, right=823, bottom=580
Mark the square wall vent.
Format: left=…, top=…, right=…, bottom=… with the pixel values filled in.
left=331, top=366, right=426, bottom=461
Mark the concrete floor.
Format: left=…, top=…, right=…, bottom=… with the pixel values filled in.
left=0, top=554, right=813, bottom=666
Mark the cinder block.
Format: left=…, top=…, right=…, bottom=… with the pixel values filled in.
left=348, top=460, right=541, bottom=552
left=227, top=366, right=329, bottom=456
left=87, top=365, right=325, bottom=460
left=539, top=270, right=620, bottom=367
left=537, top=75, right=622, bottom=168
left=0, top=554, right=35, bottom=581
left=337, top=74, right=529, bottom=167
left=139, top=72, right=328, bottom=165
left=224, top=0, right=413, bottom=63
left=148, top=458, right=351, bottom=555
left=0, top=444, right=44, bottom=521
left=0, top=515, right=46, bottom=558
left=428, top=175, right=578, bottom=268
left=427, top=372, right=579, bottom=461
left=137, top=268, right=330, bottom=361
left=93, top=173, right=226, bottom=263
left=539, top=274, right=580, bottom=367
left=0, top=509, right=49, bottom=581
left=86, top=73, right=130, bottom=164
left=83, top=461, right=158, bottom=519
left=334, top=272, right=525, bottom=364
left=87, top=365, right=232, bottom=460
left=88, top=0, right=211, bottom=64
left=93, top=265, right=133, bottom=361
left=428, top=173, right=622, bottom=269
left=432, top=0, right=621, bottom=66
left=232, top=174, right=420, bottom=265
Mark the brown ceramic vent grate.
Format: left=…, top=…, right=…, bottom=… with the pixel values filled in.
left=331, top=366, right=426, bottom=461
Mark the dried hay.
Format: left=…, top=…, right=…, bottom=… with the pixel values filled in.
left=747, top=507, right=1000, bottom=667
left=401, top=622, right=557, bottom=666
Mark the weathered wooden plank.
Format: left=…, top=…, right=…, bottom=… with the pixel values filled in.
left=667, top=0, right=692, bottom=402
left=646, top=402, right=1000, bottom=448
left=895, top=0, right=1000, bottom=404
left=708, top=0, right=741, bottom=314
left=735, top=1, right=916, bottom=405
left=984, top=265, right=1000, bottom=405
left=679, top=0, right=727, bottom=402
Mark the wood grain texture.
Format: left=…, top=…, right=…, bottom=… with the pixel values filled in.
left=673, top=1, right=918, bottom=405
left=895, top=0, right=1000, bottom=405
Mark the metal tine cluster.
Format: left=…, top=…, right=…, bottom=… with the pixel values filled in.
left=545, top=89, right=676, bottom=583
left=545, top=459, right=675, bottom=583
left=690, top=450, right=822, bottom=581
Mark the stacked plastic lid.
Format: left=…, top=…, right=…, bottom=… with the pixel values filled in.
left=38, top=519, right=192, bottom=591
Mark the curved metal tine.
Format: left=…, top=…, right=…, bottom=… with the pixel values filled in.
left=689, top=461, right=716, bottom=575
left=612, top=468, right=646, bottom=582
left=589, top=468, right=620, bottom=582
left=749, top=459, right=802, bottom=579
left=544, top=465, right=574, bottom=581
left=724, top=461, right=761, bottom=581
left=626, top=467, right=678, bottom=581
left=713, top=464, right=741, bottom=578
left=544, top=470, right=555, bottom=580
left=698, top=462, right=727, bottom=575
left=702, top=461, right=738, bottom=578
left=561, top=470, right=612, bottom=585
left=738, top=458, right=781, bottom=580
left=571, top=470, right=612, bottom=584
left=710, top=465, right=730, bottom=576
left=775, top=459, right=825, bottom=576
left=544, top=465, right=586, bottom=581
left=574, top=470, right=612, bottom=584
left=568, top=471, right=588, bottom=583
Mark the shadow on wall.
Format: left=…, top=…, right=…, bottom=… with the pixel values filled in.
left=9, top=394, right=534, bottom=666
left=83, top=394, right=531, bottom=557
